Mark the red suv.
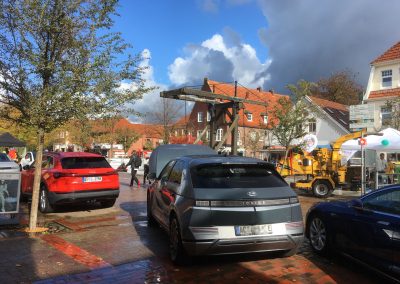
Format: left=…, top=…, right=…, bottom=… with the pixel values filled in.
left=21, top=152, right=119, bottom=213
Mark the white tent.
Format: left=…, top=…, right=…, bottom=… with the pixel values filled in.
left=341, top=128, right=400, bottom=151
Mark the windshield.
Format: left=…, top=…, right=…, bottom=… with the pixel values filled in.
left=0, top=153, right=11, bottom=162
left=61, top=157, right=112, bottom=169
left=191, top=164, right=287, bottom=188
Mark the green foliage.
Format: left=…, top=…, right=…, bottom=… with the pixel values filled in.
left=0, top=0, right=153, bottom=133
left=311, top=70, right=363, bottom=105
left=116, top=126, right=140, bottom=154
left=270, top=80, right=316, bottom=149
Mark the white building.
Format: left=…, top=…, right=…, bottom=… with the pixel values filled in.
left=363, top=41, right=400, bottom=127
left=302, top=96, right=350, bottom=147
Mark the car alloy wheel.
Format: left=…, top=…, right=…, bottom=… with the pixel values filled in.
left=169, top=217, right=187, bottom=264
left=39, top=187, right=53, bottom=213
left=309, top=216, right=327, bottom=253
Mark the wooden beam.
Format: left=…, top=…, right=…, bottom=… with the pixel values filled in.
left=215, top=115, right=239, bottom=150
left=194, top=125, right=209, bottom=144
left=161, top=88, right=267, bottom=107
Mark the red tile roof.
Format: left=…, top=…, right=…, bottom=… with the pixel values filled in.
left=205, top=79, right=288, bottom=128
left=368, top=87, right=400, bottom=100
left=308, top=96, right=348, bottom=112
left=308, top=96, right=349, bottom=130
left=116, top=119, right=163, bottom=138
left=372, top=41, right=400, bottom=64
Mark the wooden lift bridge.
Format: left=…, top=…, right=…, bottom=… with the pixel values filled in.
left=160, top=83, right=268, bottom=155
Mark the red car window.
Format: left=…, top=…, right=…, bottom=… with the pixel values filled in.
left=61, top=157, right=111, bottom=169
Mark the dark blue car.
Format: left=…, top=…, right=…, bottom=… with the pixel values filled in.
left=306, top=185, right=400, bottom=282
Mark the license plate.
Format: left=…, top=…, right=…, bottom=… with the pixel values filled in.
left=235, top=224, right=272, bottom=236
left=83, top=176, right=102, bottom=182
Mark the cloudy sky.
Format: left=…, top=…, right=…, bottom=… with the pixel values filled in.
left=114, top=0, right=400, bottom=121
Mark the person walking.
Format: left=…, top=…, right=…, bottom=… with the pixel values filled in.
left=143, top=157, right=149, bottom=185
left=126, top=150, right=141, bottom=188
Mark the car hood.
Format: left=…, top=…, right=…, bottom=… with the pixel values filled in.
left=193, top=185, right=296, bottom=200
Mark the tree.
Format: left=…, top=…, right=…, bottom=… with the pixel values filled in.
left=270, top=80, right=317, bottom=171
left=145, top=98, right=183, bottom=144
left=384, top=98, right=400, bottom=130
left=0, top=0, right=153, bottom=231
left=311, top=70, right=364, bottom=105
left=115, top=126, right=140, bottom=155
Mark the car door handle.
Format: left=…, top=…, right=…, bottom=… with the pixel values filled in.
left=377, top=221, right=390, bottom=226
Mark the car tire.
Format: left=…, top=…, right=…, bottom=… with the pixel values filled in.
left=39, top=186, right=54, bottom=213
left=146, top=192, right=156, bottom=227
left=100, top=198, right=116, bottom=208
left=312, top=180, right=332, bottom=198
left=169, top=217, right=188, bottom=265
left=307, top=214, right=331, bottom=255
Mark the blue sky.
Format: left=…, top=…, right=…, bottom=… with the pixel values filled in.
left=114, top=0, right=268, bottom=86
left=113, top=0, right=400, bottom=122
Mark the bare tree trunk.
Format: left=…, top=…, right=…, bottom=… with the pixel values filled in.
left=279, top=148, right=290, bottom=175
left=29, top=128, right=44, bottom=231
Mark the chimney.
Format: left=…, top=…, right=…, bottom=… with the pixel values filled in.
left=257, top=87, right=262, bottom=92
left=269, top=89, right=274, bottom=94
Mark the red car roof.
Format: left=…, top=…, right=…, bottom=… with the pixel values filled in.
left=49, top=152, right=104, bottom=158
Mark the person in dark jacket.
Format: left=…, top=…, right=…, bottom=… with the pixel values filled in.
left=126, top=150, right=140, bottom=188
left=143, top=157, right=149, bottom=185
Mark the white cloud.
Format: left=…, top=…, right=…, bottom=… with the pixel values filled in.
left=124, top=49, right=167, bottom=123
left=168, top=33, right=271, bottom=88
left=199, top=0, right=220, bottom=13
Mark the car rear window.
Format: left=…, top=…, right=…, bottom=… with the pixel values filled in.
left=191, top=164, right=287, bottom=188
left=61, top=157, right=112, bottom=169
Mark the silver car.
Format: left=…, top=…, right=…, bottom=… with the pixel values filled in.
left=147, top=154, right=304, bottom=264
left=0, top=153, right=20, bottom=172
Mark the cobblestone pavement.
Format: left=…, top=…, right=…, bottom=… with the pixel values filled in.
left=0, top=173, right=388, bottom=283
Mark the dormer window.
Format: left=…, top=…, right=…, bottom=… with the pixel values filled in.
left=246, top=113, right=253, bottom=122
left=382, top=70, right=392, bottom=88
left=263, top=115, right=268, bottom=124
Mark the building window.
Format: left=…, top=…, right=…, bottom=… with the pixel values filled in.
left=206, top=130, right=210, bottom=140
left=207, top=111, right=211, bottom=122
left=197, top=130, right=202, bottom=138
left=263, top=115, right=268, bottom=124
left=198, top=112, right=203, bottom=122
left=216, top=128, right=223, bottom=141
left=381, top=106, right=392, bottom=125
left=382, top=70, right=392, bottom=88
left=188, top=130, right=192, bottom=136
left=237, top=131, right=241, bottom=145
left=59, top=132, right=65, bottom=138
left=246, top=113, right=253, bottom=121
left=174, top=130, right=178, bottom=136
left=308, top=121, right=316, bottom=133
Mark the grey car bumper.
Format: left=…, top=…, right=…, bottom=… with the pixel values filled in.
left=183, top=234, right=304, bottom=256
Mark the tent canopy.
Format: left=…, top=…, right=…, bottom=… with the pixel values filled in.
left=341, top=128, right=400, bottom=151
left=0, top=132, right=26, bottom=147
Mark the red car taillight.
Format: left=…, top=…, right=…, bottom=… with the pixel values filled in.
left=52, top=170, right=117, bottom=178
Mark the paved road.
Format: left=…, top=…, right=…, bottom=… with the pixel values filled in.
left=0, top=173, right=386, bottom=283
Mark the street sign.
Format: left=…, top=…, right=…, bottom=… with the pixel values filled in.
left=349, top=104, right=381, bottom=131
left=349, top=104, right=375, bottom=120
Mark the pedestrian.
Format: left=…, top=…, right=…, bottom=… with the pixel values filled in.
left=126, top=150, right=141, bottom=188
left=143, top=157, right=149, bottom=185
